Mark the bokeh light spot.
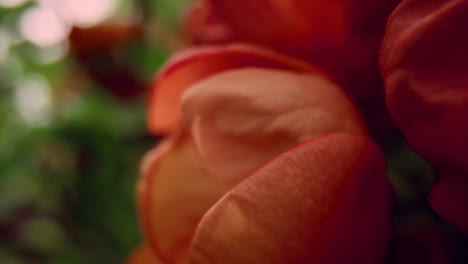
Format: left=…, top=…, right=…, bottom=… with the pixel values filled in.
left=19, top=6, right=70, bottom=46
left=39, top=0, right=117, bottom=27
left=14, top=74, right=53, bottom=127
left=36, top=41, right=69, bottom=64
left=62, top=0, right=117, bottom=27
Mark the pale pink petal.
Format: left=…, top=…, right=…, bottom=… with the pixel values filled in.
left=182, top=68, right=366, bottom=186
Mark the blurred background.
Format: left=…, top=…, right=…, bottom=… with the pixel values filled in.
left=0, top=0, right=467, bottom=263
left=0, top=0, right=190, bottom=263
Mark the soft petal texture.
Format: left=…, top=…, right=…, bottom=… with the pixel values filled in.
left=147, top=43, right=322, bottom=134
left=380, top=0, right=468, bottom=232
left=428, top=172, right=468, bottom=234
left=182, top=68, right=366, bottom=186
left=183, top=0, right=236, bottom=44
left=207, top=0, right=400, bottom=97
left=126, top=245, right=163, bottom=264
left=137, top=130, right=226, bottom=263
left=189, top=133, right=391, bottom=264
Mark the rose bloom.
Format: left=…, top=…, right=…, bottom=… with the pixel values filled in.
left=133, top=44, right=390, bottom=264
left=182, top=0, right=402, bottom=139
left=127, top=0, right=468, bottom=263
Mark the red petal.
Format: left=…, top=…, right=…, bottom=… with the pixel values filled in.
left=182, top=68, right=366, bottom=186
left=183, top=0, right=236, bottom=44
left=137, top=130, right=226, bottom=263
left=381, top=0, right=468, bottom=233
left=189, top=133, right=391, bottom=263
left=208, top=0, right=347, bottom=44
left=208, top=0, right=399, bottom=96
left=382, top=0, right=468, bottom=170
left=147, top=43, right=322, bottom=134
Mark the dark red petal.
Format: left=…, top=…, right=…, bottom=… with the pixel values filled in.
left=189, top=133, right=391, bottom=264
left=381, top=0, right=468, bottom=233
left=382, top=0, right=468, bottom=169
left=428, top=172, right=468, bottom=234
left=182, top=68, right=365, bottom=186
left=208, top=0, right=400, bottom=97
left=147, top=43, right=322, bottom=135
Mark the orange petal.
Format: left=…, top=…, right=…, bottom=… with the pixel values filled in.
left=147, top=43, right=322, bottom=135
left=137, top=130, right=226, bottom=263
left=125, top=245, right=163, bottom=264
left=189, top=133, right=391, bottom=264
left=182, top=68, right=366, bottom=186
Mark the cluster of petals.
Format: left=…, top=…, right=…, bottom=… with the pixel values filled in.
left=128, top=0, right=468, bottom=263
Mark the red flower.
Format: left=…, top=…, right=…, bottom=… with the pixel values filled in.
left=381, top=0, right=468, bottom=233
left=182, top=0, right=402, bottom=139
left=135, top=44, right=391, bottom=263
left=186, top=0, right=400, bottom=97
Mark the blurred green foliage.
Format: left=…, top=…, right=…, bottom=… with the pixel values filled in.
left=0, top=0, right=189, bottom=263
